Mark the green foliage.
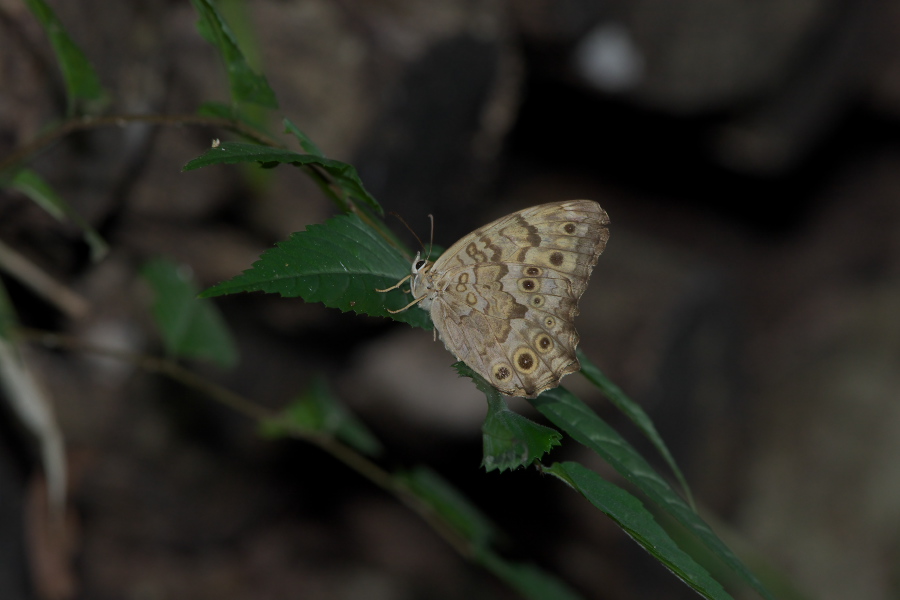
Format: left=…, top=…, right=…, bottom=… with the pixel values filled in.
left=191, top=0, right=278, bottom=109
left=183, top=140, right=382, bottom=215
left=8, top=169, right=108, bottom=261
left=397, top=466, right=498, bottom=548
left=179, top=16, right=773, bottom=591
left=481, top=394, right=562, bottom=472
left=577, top=348, right=694, bottom=506
left=141, top=258, right=238, bottom=368
left=454, top=362, right=562, bottom=471
left=399, top=467, right=584, bottom=600
left=198, top=213, right=432, bottom=330
left=546, top=462, right=731, bottom=600
left=260, top=377, right=382, bottom=457
left=283, top=118, right=325, bottom=156
left=450, top=352, right=772, bottom=598
left=474, top=547, right=585, bottom=600
left=531, top=386, right=774, bottom=600
left=6, top=1, right=782, bottom=598
left=23, top=0, right=105, bottom=113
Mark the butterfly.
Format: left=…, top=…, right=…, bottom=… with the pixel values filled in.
left=378, top=200, right=610, bottom=398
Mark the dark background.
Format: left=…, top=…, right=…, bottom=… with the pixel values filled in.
left=2, top=1, right=899, bottom=599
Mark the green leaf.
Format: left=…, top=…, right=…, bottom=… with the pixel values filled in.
left=183, top=141, right=382, bottom=215
left=530, top=387, right=775, bottom=600
left=141, top=258, right=238, bottom=368
left=283, top=118, right=324, bottom=156
left=23, top=0, right=105, bottom=113
left=546, top=462, right=732, bottom=600
left=191, top=0, right=278, bottom=109
left=260, top=377, right=382, bottom=457
left=475, top=547, right=585, bottom=600
left=481, top=396, right=561, bottom=472
left=397, top=466, right=498, bottom=549
left=453, top=362, right=561, bottom=471
left=279, top=118, right=348, bottom=210
left=399, top=465, right=582, bottom=599
left=577, top=350, right=694, bottom=508
left=199, top=213, right=431, bottom=330
left=8, top=169, right=108, bottom=261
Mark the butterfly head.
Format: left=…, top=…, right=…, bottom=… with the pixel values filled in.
left=409, top=251, right=434, bottom=298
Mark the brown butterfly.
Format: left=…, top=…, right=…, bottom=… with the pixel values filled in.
left=379, top=200, right=609, bottom=397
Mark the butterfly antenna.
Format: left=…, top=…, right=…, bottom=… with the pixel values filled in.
left=425, top=214, right=434, bottom=262
left=388, top=211, right=426, bottom=255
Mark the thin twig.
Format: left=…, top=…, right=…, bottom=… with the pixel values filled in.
left=0, top=113, right=284, bottom=174
left=17, top=327, right=473, bottom=558
left=0, top=240, right=89, bottom=319
left=0, top=112, right=412, bottom=258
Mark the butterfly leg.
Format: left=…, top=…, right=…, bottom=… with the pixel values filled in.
left=385, top=295, right=425, bottom=314
left=375, top=274, right=411, bottom=293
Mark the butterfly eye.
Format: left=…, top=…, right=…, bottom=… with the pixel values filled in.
left=414, top=259, right=426, bottom=270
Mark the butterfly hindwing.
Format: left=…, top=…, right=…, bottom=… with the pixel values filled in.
left=421, top=200, right=609, bottom=397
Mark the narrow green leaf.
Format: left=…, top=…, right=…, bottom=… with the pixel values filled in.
left=453, top=362, right=561, bottom=471
left=23, top=0, right=104, bottom=113
left=260, top=377, right=382, bottom=456
left=283, top=118, right=324, bottom=156
left=577, top=349, right=694, bottom=507
left=142, top=258, right=238, bottom=368
left=8, top=169, right=64, bottom=220
left=397, top=466, right=497, bottom=548
left=8, top=169, right=108, bottom=261
left=191, top=0, right=278, bottom=109
left=546, top=462, right=732, bottom=600
left=183, top=141, right=382, bottom=215
left=399, top=465, right=582, bottom=599
left=530, top=388, right=775, bottom=600
left=475, top=547, right=585, bottom=600
left=199, top=213, right=431, bottom=330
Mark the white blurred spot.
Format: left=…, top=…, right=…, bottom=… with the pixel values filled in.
left=573, top=23, right=644, bottom=92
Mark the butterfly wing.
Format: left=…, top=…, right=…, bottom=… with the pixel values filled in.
left=429, top=200, right=609, bottom=397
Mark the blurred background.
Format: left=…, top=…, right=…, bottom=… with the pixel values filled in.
left=2, top=0, right=900, bottom=598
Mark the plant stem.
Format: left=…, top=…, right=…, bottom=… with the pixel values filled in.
left=18, top=327, right=473, bottom=558
left=0, top=113, right=283, bottom=175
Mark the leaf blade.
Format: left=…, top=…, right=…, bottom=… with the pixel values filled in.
left=530, top=387, right=775, bottom=600
left=23, top=0, right=105, bottom=113
left=453, top=362, right=562, bottom=471
left=260, top=377, right=382, bottom=457
left=578, top=349, right=694, bottom=507
left=283, top=118, right=324, bottom=156
left=8, top=169, right=108, bottom=261
left=397, top=466, right=498, bottom=549
left=183, top=141, right=382, bottom=215
left=475, top=547, right=585, bottom=600
left=545, top=462, right=732, bottom=600
left=142, top=258, right=238, bottom=367
left=191, top=0, right=278, bottom=109
left=199, top=213, right=431, bottom=330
